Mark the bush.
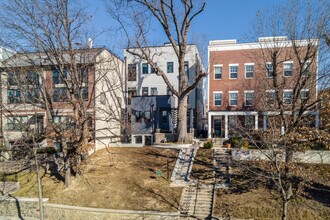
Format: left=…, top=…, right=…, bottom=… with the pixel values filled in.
left=204, top=141, right=213, bottom=149
left=230, top=136, right=242, bottom=148
left=37, top=147, right=58, bottom=154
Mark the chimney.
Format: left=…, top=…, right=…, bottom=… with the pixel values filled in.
left=88, top=38, right=93, bottom=48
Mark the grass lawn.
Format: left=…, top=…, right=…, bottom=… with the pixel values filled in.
left=214, top=163, right=330, bottom=219
left=191, top=148, right=214, bottom=184
left=11, top=147, right=182, bottom=212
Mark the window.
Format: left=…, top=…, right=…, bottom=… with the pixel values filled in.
left=7, top=116, right=28, bottom=131
left=266, top=63, right=274, bottom=77
left=127, top=88, right=137, bottom=105
left=213, top=92, right=222, bottom=106
left=53, top=87, right=67, bottom=102
left=142, top=87, right=148, bottom=96
left=229, top=65, right=238, bottom=79
left=150, top=87, right=158, bottom=95
left=53, top=115, right=73, bottom=129
left=167, top=62, right=174, bottom=73
left=27, top=72, right=39, bottom=85
left=283, top=62, right=293, bottom=77
left=82, top=87, right=88, bottom=100
left=302, top=61, right=310, bottom=77
left=7, top=89, right=21, bottom=104
left=53, top=69, right=67, bottom=84
left=151, top=63, right=157, bottom=74
left=144, top=111, right=151, bottom=123
left=8, top=73, right=18, bottom=86
left=184, top=61, right=189, bottom=75
left=283, top=90, right=293, bottom=104
left=128, top=64, right=137, bottom=81
left=26, top=89, right=39, bottom=103
left=81, top=68, right=88, bottom=83
left=300, top=89, right=310, bottom=101
left=229, top=115, right=237, bottom=127
left=244, top=91, right=254, bottom=106
left=245, top=115, right=254, bottom=129
left=161, top=111, right=167, bottom=123
left=266, top=90, right=276, bottom=104
left=135, top=111, right=143, bottom=123
left=245, top=64, right=254, bottom=79
left=229, top=91, right=238, bottom=106
left=214, top=65, right=222, bottom=80
left=142, top=63, right=149, bottom=74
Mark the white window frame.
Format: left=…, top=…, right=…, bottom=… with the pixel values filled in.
left=213, top=91, right=223, bottom=106
left=266, top=62, right=274, bottom=78
left=300, top=89, right=310, bottom=101
left=229, top=64, right=239, bottom=79
left=266, top=89, right=276, bottom=104
left=245, top=63, right=254, bottom=79
left=142, top=63, right=149, bottom=74
left=229, top=91, right=238, bottom=106
left=283, top=89, right=293, bottom=104
left=214, top=64, right=223, bottom=80
left=244, top=90, right=254, bottom=106
left=283, top=61, right=293, bottom=77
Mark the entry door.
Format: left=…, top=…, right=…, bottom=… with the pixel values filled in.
left=213, top=118, right=221, bottom=137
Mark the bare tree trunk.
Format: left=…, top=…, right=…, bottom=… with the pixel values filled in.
left=282, top=199, right=288, bottom=220
left=34, top=148, right=44, bottom=220
left=177, top=95, right=188, bottom=142
left=63, top=142, right=71, bottom=187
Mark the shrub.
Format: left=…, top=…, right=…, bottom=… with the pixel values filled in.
left=204, top=141, right=213, bottom=149
left=241, top=140, right=249, bottom=149
left=230, top=136, right=242, bottom=148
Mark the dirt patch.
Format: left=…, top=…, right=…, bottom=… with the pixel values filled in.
left=13, top=147, right=182, bottom=212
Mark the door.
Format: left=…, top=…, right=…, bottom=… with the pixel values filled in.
left=213, top=118, right=221, bottom=137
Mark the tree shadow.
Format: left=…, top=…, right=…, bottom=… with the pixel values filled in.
left=303, top=181, right=330, bottom=207
left=8, top=195, right=24, bottom=220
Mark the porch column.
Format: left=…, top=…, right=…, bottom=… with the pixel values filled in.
left=263, top=114, right=267, bottom=131
left=255, top=114, right=258, bottom=130
left=208, top=114, right=212, bottom=138
left=225, top=115, right=228, bottom=139
left=315, top=112, right=319, bottom=129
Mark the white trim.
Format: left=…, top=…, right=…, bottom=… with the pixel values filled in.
left=208, top=111, right=258, bottom=116
left=229, top=63, right=239, bottom=66
left=208, top=39, right=319, bottom=52
left=214, top=64, right=223, bottom=67
left=244, top=63, right=255, bottom=66
left=213, top=91, right=223, bottom=106
left=266, top=89, right=276, bottom=92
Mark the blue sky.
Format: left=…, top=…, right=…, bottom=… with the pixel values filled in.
left=85, top=0, right=288, bottom=55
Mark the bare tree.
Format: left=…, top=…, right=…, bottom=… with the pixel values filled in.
left=230, top=1, right=330, bottom=219
left=107, top=0, right=206, bottom=142
left=0, top=0, right=124, bottom=187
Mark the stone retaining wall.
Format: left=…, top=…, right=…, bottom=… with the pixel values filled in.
left=231, top=149, right=330, bottom=164
left=0, top=196, right=180, bottom=220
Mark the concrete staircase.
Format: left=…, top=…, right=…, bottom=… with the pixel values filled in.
left=212, top=138, right=223, bottom=148
left=180, top=185, right=214, bottom=219
left=170, top=147, right=198, bottom=187
left=214, top=148, right=230, bottom=188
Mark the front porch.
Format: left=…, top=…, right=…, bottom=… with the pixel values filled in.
left=208, top=111, right=258, bottom=138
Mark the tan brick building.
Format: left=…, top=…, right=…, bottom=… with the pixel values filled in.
left=207, top=37, right=319, bottom=138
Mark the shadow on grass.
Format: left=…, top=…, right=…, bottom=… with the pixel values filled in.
left=304, top=181, right=330, bottom=207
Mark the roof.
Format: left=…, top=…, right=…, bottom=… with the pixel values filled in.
left=1, top=47, right=122, bottom=68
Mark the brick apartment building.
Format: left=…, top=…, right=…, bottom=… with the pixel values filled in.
left=0, top=48, right=124, bottom=155
left=207, top=37, right=319, bottom=138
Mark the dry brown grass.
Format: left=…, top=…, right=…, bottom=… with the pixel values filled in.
left=13, top=147, right=182, bottom=212
left=191, top=148, right=214, bottom=184
left=214, top=163, right=330, bottom=219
